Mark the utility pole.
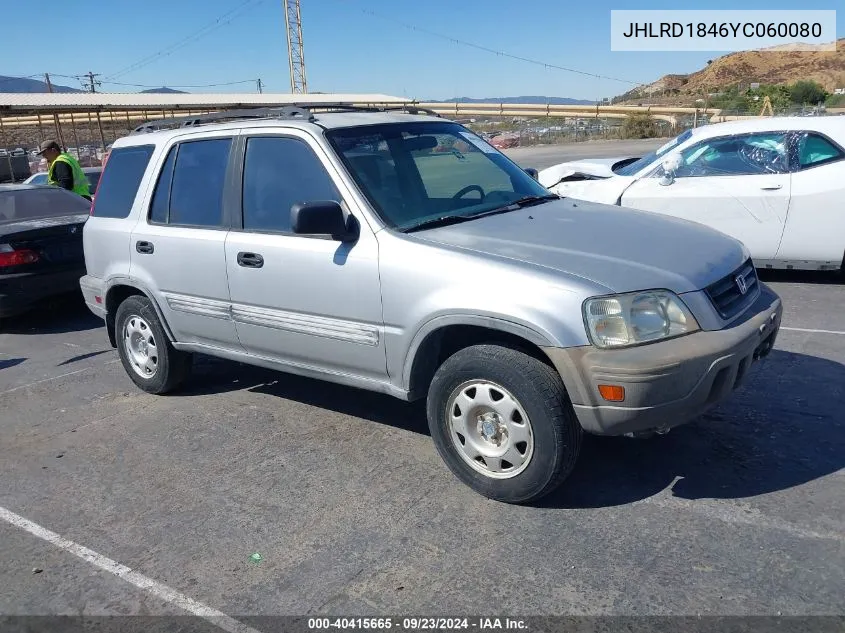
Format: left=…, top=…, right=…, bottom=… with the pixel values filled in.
left=81, top=71, right=101, bottom=93
left=44, top=73, right=66, bottom=148
left=284, top=0, right=307, bottom=93
left=256, top=78, right=264, bottom=94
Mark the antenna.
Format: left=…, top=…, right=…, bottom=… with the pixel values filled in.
left=284, top=0, right=307, bottom=93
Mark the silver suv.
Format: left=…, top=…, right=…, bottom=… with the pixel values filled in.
left=80, top=105, right=782, bottom=504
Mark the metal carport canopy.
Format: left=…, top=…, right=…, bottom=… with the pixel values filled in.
left=0, top=93, right=413, bottom=114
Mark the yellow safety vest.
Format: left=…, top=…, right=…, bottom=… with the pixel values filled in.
left=47, top=152, right=91, bottom=198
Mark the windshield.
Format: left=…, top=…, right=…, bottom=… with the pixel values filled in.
left=613, top=129, right=695, bottom=176
left=326, top=122, right=551, bottom=230
left=86, top=170, right=101, bottom=191
left=0, top=188, right=90, bottom=223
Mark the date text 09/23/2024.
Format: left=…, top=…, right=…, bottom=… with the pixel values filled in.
left=307, top=618, right=528, bottom=631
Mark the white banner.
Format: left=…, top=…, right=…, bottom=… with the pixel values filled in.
left=610, top=10, right=837, bottom=52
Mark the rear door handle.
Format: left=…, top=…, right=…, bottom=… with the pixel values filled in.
left=135, top=241, right=154, bottom=254
left=760, top=184, right=783, bottom=190
left=237, top=252, right=264, bottom=268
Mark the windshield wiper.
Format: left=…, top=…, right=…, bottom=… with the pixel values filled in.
left=400, top=194, right=559, bottom=234
left=490, top=194, right=559, bottom=210
left=400, top=214, right=476, bottom=233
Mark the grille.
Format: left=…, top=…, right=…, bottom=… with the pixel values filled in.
left=706, top=258, right=759, bottom=320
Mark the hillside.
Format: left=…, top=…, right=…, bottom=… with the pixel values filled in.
left=0, top=75, right=81, bottom=93
left=437, top=96, right=594, bottom=105
left=140, top=87, right=188, bottom=94
left=0, top=76, right=188, bottom=95
left=623, top=39, right=845, bottom=100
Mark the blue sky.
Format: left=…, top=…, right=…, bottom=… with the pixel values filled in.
left=5, top=0, right=842, bottom=100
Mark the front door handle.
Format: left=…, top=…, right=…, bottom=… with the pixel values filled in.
left=135, top=241, right=154, bottom=254
left=760, top=184, right=783, bottom=190
left=237, top=252, right=264, bottom=268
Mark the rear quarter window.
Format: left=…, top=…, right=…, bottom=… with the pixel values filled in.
left=796, top=132, right=845, bottom=169
left=92, top=145, right=155, bottom=218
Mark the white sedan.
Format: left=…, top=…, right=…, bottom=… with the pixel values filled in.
left=538, top=117, right=845, bottom=271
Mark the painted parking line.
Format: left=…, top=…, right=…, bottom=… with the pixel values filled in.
left=781, top=326, right=845, bottom=336
left=0, top=506, right=263, bottom=633
left=0, top=359, right=122, bottom=398
left=0, top=368, right=91, bottom=397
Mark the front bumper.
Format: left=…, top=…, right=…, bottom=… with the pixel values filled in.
left=545, top=284, right=782, bottom=436
left=0, top=267, right=87, bottom=319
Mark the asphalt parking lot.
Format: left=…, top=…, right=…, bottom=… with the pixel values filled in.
left=1, top=142, right=843, bottom=625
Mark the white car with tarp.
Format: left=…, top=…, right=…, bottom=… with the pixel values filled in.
left=538, top=117, right=845, bottom=271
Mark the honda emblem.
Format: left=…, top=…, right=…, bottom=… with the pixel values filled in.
left=736, top=275, right=748, bottom=295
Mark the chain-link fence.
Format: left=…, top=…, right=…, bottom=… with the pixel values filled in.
left=465, top=115, right=676, bottom=149
left=2, top=104, right=841, bottom=181
left=0, top=109, right=214, bottom=183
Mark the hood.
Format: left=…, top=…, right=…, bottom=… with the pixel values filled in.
left=538, top=156, right=635, bottom=188
left=412, top=198, right=746, bottom=295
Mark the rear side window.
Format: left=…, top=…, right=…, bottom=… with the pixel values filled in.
left=149, top=146, right=176, bottom=224
left=242, top=136, right=340, bottom=233
left=168, top=139, right=232, bottom=227
left=796, top=133, right=844, bottom=169
left=92, top=145, right=155, bottom=218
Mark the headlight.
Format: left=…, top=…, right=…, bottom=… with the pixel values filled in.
left=583, top=290, right=699, bottom=349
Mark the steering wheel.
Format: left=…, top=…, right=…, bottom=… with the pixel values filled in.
left=452, top=184, right=485, bottom=200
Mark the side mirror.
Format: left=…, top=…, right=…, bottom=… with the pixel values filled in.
left=659, top=152, right=682, bottom=186
left=290, top=201, right=359, bottom=242
left=524, top=167, right=539, bottom=180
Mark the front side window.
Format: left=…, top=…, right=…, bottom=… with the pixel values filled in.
left=674, top=132, right=788, bottom=177
left=167, top=138, right=232, bottom=227
left=241, top=136, right=340, bottom=233
left=796, top=132, right=844, bottom=169
left=327, top=122, right=550, bottom=231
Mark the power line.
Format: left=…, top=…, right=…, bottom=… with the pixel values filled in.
left=105, top=0, right=265, bottom=81
left=100, top=78, right=260, bottom=89
left=355, top=7, right=644, bottom=86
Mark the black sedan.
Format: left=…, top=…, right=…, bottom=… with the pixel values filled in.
left=0, top=185, right=91, bottom=322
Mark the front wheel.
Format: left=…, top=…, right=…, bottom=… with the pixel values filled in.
left=426, top=344, right=582, bottom=504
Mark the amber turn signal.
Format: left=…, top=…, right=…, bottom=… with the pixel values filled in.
left=598, top=384, right=625, bottom=402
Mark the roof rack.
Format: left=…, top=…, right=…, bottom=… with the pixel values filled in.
left=131, top=106, right=313, bottom=134
left=130, top=103, right=441, bottom=134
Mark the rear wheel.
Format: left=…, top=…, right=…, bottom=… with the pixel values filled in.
left=426, top=344, right=582, bottom=504
left=115, top=295, right=191, bottom=394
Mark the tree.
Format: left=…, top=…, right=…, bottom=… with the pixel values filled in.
left=622, top=114, right=659, bottom=139
left=788, top=80, right=828, bottom=105
left=743, top=84, right=791, bottom=113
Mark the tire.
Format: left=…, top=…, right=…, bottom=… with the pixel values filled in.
left=114, top=295, right=191, bottom=394
left=427, top=344, right=582, bottom=504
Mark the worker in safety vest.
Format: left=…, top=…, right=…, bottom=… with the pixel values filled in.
left=36, top=140, right=91, bottom=201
